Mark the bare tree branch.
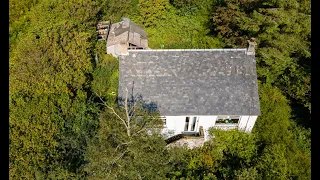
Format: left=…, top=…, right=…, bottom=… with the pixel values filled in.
left=94, top=92, right=128, bottom=129
left=111, top=141, right=133, bottom=161
left=109, top=107, right=129, bottom=129
left=124, top=88, right=131, bottom=137
left=132, top=128, right=146, bottom=137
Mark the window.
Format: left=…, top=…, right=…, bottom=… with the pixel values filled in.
left=185, top=117, right=190, bottom=131
left=160, top=116, right=166, bottom=125
left=216, top=116, right=240, bottom=124
left=191, top=117, right=197, bottom=131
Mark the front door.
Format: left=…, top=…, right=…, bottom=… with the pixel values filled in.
left=184, top=116, right=199, bottom=131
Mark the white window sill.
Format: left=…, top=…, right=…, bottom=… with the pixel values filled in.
left=215, top=123, right=239, bottom=127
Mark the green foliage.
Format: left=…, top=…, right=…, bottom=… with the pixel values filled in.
left=136, top=0, right=223, bottom=49
left=166, top=146, right=193, bottom=178
left=10, top=29, right=94, bottom=96
left=98, top=0, right=139, bottom=22
left=211, top=0, right=311, bottom=112
left=170, top=0, right=200, bottom=9
left=9, top=0, right=101, bottom=178
left=85, top=103, right=169, bottom=179
left=211, top=0, right=253, bottom=47
left=253, top=83, right=310, bottom=179
left=288, top=121, right=311, bottom=179
left=9, top=95, right=59, bottom=179
left=253, top=82, right=292, bottom=145
left=291, top=122, right=310, bottom=156
left=209, top=129, right=258, bottom=179
left=256, top=143, right=290, bottom=179
left=252, top=5, right=311, bottom=110
left=146, top=15, right=223, bottom=49
left=234, top=167, right=259, bottom=180
left=91, top=45, right=119, bottom=104
left=10, top=0, right=311, bottom=179
left=170, top=0, right=203, bottom=16
left=9, top=0, right=40, bottom=49
left=166, top=130, right=259, bottom=179
left=10, top=93, right=99, bottom=179
left=135, top=0, right=170, bottom=27
left=185, top=144, right=217, bottom=179
left=211, top=129, right=258, bottom=163
left=53, top=92, right=100, bottom=176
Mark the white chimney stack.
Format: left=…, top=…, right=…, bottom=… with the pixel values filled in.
left=247, top=38, right=257, bottom=55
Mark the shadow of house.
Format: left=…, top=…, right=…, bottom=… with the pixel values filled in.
left=117, top=91, right=159, bottom=115
left=117, top=83, right=163, bottom=131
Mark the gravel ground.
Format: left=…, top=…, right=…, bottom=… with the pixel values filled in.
left=167, top=137, right=206, bottom=149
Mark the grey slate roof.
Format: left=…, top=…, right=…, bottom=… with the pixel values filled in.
left=118, top=49, right=261, bottom=116
left=107, top=20, right=148, bottom=48
left=113, top=20, right=147, bottom=37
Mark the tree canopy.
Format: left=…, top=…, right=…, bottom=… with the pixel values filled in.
left=9, top=0, right=310, bottom=179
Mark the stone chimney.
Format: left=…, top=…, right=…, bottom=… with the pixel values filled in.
left=122, top=17, right=130, bottom=28
left=247, top=38, right=257, bottom=55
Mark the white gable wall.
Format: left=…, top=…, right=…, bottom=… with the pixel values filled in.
left=163, top=115, right=258, bottom=138
left=165, top=116, right=186, bottom=135
left=198, top=116, right=217, bottom=130
left=238, top=116, right=249, bottom=131
left=197, top=116, right=217, bottom=141
left=245, top=116, right=258, bottom=133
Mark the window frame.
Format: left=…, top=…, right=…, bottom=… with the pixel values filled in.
left=216, top=116, right=240, bottom=124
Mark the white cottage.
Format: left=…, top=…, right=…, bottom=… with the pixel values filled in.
left=105, top=18, right=261, bottom=141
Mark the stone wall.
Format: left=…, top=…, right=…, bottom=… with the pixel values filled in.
left=107, top=31, right=128, bottom=47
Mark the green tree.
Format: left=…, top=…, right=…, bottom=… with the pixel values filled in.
left=209, top=129, right=258, bottom=179
left=234, top=167, right=259, bottom=180
left=9, top=95, right=60, bottom=179
left=138, top=0, right=222, bottom=49
left=253, top=83, right=310, bottom=179
left=253, top=82, right=292, bottom=145
left=9, top=0, right=40, bottom=49
left=85, top=93, right=169, bottom=179
left=9, top=0, right=101, bottom=178
left=98, top=0, right=139, bottom=22
left=211, top=0, right=311, bottom=113
left=91, top=42, right=119, bottom=104
left=136, top=0, right=170, bottom=27
left=256, top=143, right=290, bottom=179
left=211, top=0, right=253, bottom=47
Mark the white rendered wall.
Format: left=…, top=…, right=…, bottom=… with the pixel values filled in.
left=198, top=116, right=217, bottom=141
left=107, top=44, right=121, bottom=57
left=245, top=116, right=258, bottom=133
left=107, top=45, right=115, bottom=56
left=238, top=116, right=249, bottom=131
left=165, top=116, right=186, bottom=135
left=163, top=115, right=258, bottom=138
left=164, top=116, right=217, bottom=139
left=198, top=116, right=217, bottom=130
